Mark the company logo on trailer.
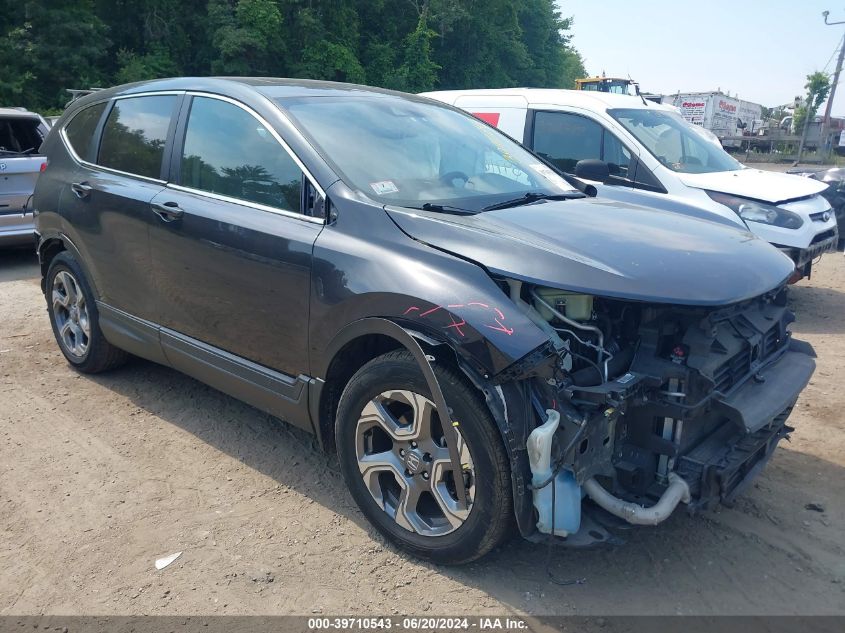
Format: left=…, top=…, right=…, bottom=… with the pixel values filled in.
left=472, top=112, right=501, bottom=126
left=682, top=102, right=705, bottom=108
left=718, top=100, right=737, bottom=113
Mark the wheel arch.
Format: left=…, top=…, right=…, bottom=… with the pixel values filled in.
left=37, top=232, right=98, bottom=297
left=311, top=316, right=539, bottom=537
left=312, top=318, right=449, bottom=452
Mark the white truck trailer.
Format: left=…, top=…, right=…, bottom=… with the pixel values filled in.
left=663, top=91, right=762, bottom=148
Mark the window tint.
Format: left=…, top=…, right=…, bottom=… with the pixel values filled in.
left=532, top=111, right=602, bottom=173
left=602, top=132, right=631, bottom=178
left=180, top=97, right=302, bottom=212
left=65, top=102, right=107, bottom=161
left=98, top=96, right=175, bottom=179
left=533, top=111, right=638, bottom=182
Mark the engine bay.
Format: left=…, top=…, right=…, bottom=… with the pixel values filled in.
left=500, top=278, right=816, bottom=538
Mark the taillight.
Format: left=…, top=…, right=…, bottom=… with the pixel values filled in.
left=40, top=162, right=47, bottom=172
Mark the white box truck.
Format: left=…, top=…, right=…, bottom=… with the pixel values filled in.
left=663, top=92, right=762, bottom=148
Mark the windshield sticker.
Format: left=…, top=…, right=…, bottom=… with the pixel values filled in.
left=529, top=163, right=571, bottom=189
left=370, top=180, right=399, bottom=195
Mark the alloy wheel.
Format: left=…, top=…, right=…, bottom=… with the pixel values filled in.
left=355, top=389, right=475, bottom=536
left=52, top=270, right=90, bottom=358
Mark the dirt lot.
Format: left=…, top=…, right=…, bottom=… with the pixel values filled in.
left=1, top=247, right=844, bottom=618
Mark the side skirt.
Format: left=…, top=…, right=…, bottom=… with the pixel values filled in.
left=98, top=302, right=315, bottom=433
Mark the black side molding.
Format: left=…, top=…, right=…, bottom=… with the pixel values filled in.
left=160, top=328, right=314, bottom=432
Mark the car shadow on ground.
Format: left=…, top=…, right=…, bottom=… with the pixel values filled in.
left=788, top=282, right=845, bottom=335
left=86, top=357, right=845, bottom=615
left=0, top=246, right=39, bottom=283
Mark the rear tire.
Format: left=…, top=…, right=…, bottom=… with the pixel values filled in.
left=335, top=349, right=513, bottom=564
left=45, top=252, right=128, bottom=373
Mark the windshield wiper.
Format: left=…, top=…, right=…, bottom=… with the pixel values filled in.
left=409, top=202, right=477, bottom=215
left=481, top=191, right=583, bottom=212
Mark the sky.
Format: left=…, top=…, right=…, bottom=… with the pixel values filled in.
left=559, top=0, right=845, bottom=113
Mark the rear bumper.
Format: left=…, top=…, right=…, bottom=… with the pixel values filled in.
left=0, top=223, right=36, bottom=247
left=0, top=210, right=35, bottom=247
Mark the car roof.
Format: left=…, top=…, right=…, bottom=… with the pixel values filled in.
left=67, top=76, right=414, bottom=110
left=0, top=106, right=42, bottom=119
left=422, top=88, right=676, bottom=112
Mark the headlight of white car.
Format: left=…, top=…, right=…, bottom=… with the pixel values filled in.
left=706, top=191, right=804, bottom=229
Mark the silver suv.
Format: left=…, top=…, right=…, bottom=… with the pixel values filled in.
left=0, top=107, right=49, bottom=247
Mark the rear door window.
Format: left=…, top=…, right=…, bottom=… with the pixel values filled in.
left=64, top=102, right=107, bottom=162
left=179, top=96, right=303, bottom=212
left=98, top=95, right=176, bottom=179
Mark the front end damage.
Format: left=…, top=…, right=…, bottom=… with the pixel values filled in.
left=497, top=280, right=816, bottom=542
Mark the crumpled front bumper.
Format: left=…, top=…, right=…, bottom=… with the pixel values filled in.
left=778, top=229, right=840, bottom=269
left=676, top=338, right=815, bottom=511
left=714, top=338, right=816, bottom=433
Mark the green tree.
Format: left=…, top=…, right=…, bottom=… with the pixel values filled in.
left=793, top=71, right=831, bottom=132
left=517, top=0, right=585, bottom=88
left=285, top=1, right=365, bottom=83
left=95, top=0, right=213, bottom=80
left=795, top=71, right=832, bottom=161
left=208, top=0, right=284, bottom=75
left=388, top=9, right=440, bottom=92
left=115, top=47, right=178, bottom=84
left=0, top=0, right=587, bottom=111
left=0, top=0, right=108, bottom=109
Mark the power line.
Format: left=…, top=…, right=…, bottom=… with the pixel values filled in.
left=824, top=41, right=841, bottom=73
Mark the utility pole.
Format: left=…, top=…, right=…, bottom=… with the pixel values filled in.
left=822, top=10, right=845, bottom=159
left=797, top=94, right=813, bottom=164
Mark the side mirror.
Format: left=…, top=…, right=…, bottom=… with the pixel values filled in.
left=574, top=159, right=610, bottom=182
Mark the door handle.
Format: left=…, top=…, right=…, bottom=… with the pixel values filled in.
left=151, top=201, right=184, bottom=222
left=71, top=181, right=93, bottom=199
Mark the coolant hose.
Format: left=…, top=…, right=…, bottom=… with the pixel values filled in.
left=583, top=472, right=691, bottom=526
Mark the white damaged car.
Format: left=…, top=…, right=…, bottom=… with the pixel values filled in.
left=0, top=107, right=49, bottom=247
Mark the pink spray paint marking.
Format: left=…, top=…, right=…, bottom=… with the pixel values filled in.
left=403, top=300, right=516, bottom=338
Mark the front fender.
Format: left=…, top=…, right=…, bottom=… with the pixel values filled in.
left=308, top=193, right=549, bottom=381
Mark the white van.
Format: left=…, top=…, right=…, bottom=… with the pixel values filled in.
left=422, top=88, right=840, bottom=281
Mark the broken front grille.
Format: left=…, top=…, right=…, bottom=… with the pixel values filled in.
left=711, top=323, right=783, bottom=394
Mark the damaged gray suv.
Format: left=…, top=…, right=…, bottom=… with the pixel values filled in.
left=33, top=78, right=815, bottom=564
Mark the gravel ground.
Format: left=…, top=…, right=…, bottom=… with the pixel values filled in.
left=1, top=247, right=844, bottom=618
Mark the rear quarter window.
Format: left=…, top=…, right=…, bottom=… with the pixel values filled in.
left=64, top=102, right=107, bottom=162
left=98, top=95, right=176, bottom=179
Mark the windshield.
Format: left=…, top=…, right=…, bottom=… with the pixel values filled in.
left=277, top=95, right=577, bottom=211
left=609, top=108, right=742, bottom=174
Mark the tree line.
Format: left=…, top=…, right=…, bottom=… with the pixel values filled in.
left=0, top=0, right=586, bottom=113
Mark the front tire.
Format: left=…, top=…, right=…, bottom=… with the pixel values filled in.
left=335, top=350, right=513, bottom=564
left=45, top=252, right=128, bottom=373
